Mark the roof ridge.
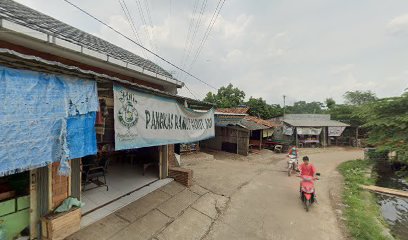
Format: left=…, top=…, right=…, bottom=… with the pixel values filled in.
left=0, top=0, right=173, bottom=78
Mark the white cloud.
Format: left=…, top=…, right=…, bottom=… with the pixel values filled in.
left=388, top=13, right=408, bottom=35
left=330, top=64, right=355, bottom=75
left=11, top=0, right=408, bottom=104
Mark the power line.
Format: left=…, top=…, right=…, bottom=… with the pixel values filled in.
left=184, top=83, right=199, bottom=100
left=133, top=0, right=156, bottom=53
left=118, top=0, right=148, bottom=59
left=143, top=0, right=154, bottom=26
left=188, top=0, right=226, bottom=71
left=177, top=0, right=199, bottom=79
left=182, top=0, right=208, bottom=71
left=62, top=0, right=217, bottom=90
left=143, top=0, right=157, bottom=51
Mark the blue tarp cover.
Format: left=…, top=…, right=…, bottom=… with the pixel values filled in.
left=0, top=66, right=98, bottom=176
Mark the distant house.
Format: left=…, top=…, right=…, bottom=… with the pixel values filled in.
left=269, top=114, right=349, bottom=147
left=200, top=108, right=279, bottom=155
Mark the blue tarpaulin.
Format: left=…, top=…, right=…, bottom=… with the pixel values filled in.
left=0, top=66, right=98, bottom=176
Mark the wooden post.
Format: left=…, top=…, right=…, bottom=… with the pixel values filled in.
left=30, top=169, right=38, bottom=239
left=259, top=130, right=262, bottom=150
left=295, top=127, right=299, bottom=147
left=159, top=146, right=163, bottom=179
left=48, top=164, right=53, bottom=211
left=236, top=129, right=239, bottom=155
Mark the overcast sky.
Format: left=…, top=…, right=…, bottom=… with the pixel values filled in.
left=15, top=0, right=408, bottom=105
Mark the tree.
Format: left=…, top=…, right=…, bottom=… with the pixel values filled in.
left=354, top=92, right=408, bottom=163
left=286, top=101, right=324, bottom=114
left=328, top=104, right=363, bottom=126
left=246, top=97, right=283, bottom=119
left=325, top=98, right=336, bottom=110
left=203, top=83, right=245, bottom=108
left=344, top=90, right=377, bottom=105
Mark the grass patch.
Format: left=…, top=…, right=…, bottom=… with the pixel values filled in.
left=338, top=160, right=394, bottom=240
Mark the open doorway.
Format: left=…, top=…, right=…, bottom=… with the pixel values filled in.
left=80, top=145, right=160, bottom=215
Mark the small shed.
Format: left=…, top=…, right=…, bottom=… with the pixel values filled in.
left=200, top=108, right=278, bottom=155
left=271, top=114, right=349, bottom=147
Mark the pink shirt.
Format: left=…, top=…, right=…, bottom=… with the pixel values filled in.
left=299, top=163, right=316, bottom=177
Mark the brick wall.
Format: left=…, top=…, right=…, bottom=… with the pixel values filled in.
left=168, top=167, right=193, bottom=187
left=51, top=162, right=70, bottom=209
left=168, top=144, right=176, bottom=167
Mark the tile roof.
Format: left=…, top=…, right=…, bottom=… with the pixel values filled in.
left=0, top=0, right=172, bottom=78
left=216, top=107, right=250, bottom=114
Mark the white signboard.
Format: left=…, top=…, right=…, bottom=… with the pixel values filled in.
left=328, top=126, right=346, bottom=137
left=296, top=127, right=322, bottom=135
left=114, top=84, right=215, bottom=150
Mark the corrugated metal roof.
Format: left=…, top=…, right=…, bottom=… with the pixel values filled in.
left=239, top=119, right=269, bottom=130
left=215, top=114, right=245, bottom=127
left=0, top=0, right=172, bottom=78
left=284, top=119, right=349, bottom=127
left=244, top=116, right=280, bottom=128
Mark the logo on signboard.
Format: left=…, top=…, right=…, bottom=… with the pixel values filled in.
left=118, top=90, right=139, bottom=129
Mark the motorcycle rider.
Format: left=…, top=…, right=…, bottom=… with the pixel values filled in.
left=298, top=156, right=317, bottom=200
left=298, top=156, right=316, bottom=177
left=288, top=146, right=299, bottom=167
left=288, top=146, right=298, bottom=159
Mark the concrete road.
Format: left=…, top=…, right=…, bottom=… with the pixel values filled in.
left=186, top=148, right=363, bottom=240
left=69, top=148, right=363, bottom=240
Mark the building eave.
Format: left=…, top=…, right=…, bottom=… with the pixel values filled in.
left=0, top=19, right=184, bottom=91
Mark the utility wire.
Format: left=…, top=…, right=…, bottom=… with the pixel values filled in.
left=182, top=0, right=208, bottom=71
left=177, top=0, right=199, bottom=79
left=184, top=83, right=199, bottom=100
left=180, top=0, right=199, bottom=75
left=142, top=0, right=157, bottom=52
left=188, top=0, right=226, bottom=71
left=134, top=0, right=156, bottom=53
left=118, top=0, right=148, bottom=59
left=62, top=0, right=217, bottom=90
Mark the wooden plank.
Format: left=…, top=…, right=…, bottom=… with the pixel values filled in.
left=48, top=164, right=53, bottom=211
left=361, top=185, right=408, bottom=198
left=30, top=169, right=39, bottom=239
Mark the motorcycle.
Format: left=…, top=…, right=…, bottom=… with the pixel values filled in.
left=298, top=173, right=320, bottom=211
left=287, top=155, right=298, bottom=176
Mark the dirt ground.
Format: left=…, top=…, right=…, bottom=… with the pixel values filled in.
left=183, top=147, right=363, bottom=240
left=69, top=147, right=363, bottom=240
